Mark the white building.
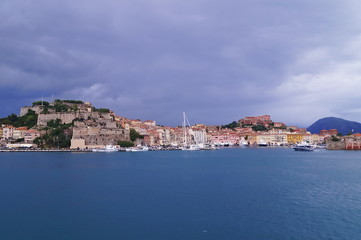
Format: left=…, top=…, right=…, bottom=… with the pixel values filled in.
left=2, top=126, right=15, bottom=140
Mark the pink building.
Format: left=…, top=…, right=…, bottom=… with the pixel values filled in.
left=23, top=129, right=41, bottom=143
left=274, top=122, right=286, bottom=128
left=235, top=127, right=254, bottom=135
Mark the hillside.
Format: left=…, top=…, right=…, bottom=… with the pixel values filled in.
left=307, top=117, right=361, bottom=135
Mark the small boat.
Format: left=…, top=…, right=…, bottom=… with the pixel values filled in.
left=92, top=145, right=120, bottom=152
left=240, top=141, right=248, bottom=147
left=293, top=143, right=314, bottom=151
left=201, top=144, right=219, bottom=150
left=126, top=146, right=149, bottom=152
left=181, top=144, right=201, bottom=151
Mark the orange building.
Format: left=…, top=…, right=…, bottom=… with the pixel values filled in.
left=320, top=129, right=338, bottom=136
left=287, top=134, right=303, bottom=144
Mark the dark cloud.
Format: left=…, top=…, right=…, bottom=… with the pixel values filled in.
left=1, top=0, right=360, bottom=126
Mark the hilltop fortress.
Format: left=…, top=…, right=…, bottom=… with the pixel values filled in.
left=20, top=100, right=130, bottom=149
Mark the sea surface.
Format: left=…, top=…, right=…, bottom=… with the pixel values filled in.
left=1, top=148, right=361, bottom=240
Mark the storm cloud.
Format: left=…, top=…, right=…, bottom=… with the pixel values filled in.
left=1, top=0, right=361, bottom=126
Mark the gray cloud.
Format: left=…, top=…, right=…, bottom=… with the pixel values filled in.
left=1, top=0, right=360, bottom=126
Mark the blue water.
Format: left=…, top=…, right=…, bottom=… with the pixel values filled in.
left=1, top=148, right=361, bottom=240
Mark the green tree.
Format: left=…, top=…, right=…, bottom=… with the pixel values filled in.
left=70, top=105, right=79, bottom=111
left=0, top=110, right=38, bottom=128
left=331, top=136, right=340, bottom=141
left=32, top=101, right=49, bottom=107
left=47, top=118, right=62, bottom=128
left=34, top=119, right=72, bottom=149
left=117, top=140, right=134, bottom=147
left=7, top=113, right=18, bottom=122
left=33, top=137, right=44, bottom=148
left=222, top=121, right=239, bottom=129
left=62, top=100, right=83, bottom=104
left=252, top=125, right=267, bottom=131
left=20, top=110, right=38, bottom=128
left=41, top=107, right=49, bottom=114
left=93, top=108, right=110, bottom=113
left=130, top=128, right=143, bottom=142
left=54, top=103, right=70, bottom=112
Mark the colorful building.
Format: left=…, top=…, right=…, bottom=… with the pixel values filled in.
left=320, top=129, right=338, bottom=136
left=209, top=132, right=239, bottom=146
left=287, top=134, right=304, bottom=144
left=2, top=126, right=15, bottom=139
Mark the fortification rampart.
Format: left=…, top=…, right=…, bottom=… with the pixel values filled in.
left=72, top=127, right=129, bottom=146
left=37, top=112, right=113, bottom=126
left=20, top=106, right=42, bottom=116
left=326, top=136, right=361, bottom=150
left=326, top=140, right=345, bottom=150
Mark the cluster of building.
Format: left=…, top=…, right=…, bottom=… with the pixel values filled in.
left=0, top=126, right=40, bottom=148
left=1, top=100, right=130, bottom=149
left=119, top=115, right=331, bottom=147
left=0, top=101, right=343, bottom=149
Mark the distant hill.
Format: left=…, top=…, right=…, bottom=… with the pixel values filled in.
left=307, top=117, right=361, bottom=135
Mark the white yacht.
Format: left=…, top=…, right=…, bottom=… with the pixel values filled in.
left=127, top=146, right=149, bottom=152
left=293, top=143, right=314, bottom=151
left=181, top=145, right=201, bottom=151
left=92, top=145, right=120, bottom=152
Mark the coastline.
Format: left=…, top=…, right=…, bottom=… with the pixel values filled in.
left=0, top=149, right=92, bottom=152
left=0, top=145, right=299, bottom=153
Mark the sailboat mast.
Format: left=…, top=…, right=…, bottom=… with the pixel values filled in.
left=183, top=112, right=187, bottom=146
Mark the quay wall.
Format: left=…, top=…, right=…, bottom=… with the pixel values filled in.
left=326, top=136, right=361, bottom=150
left=326, top=140, right=345, bottom=150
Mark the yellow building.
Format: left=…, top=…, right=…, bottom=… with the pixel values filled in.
left=287, top=134, right=303, bottom=144
left=246, top=134, right=258, bottom=145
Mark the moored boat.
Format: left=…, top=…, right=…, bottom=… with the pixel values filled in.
left=293, top=143, right=314, bottom=151
left=92, top=145, right=120, bottom=152
left=181, top=145, right=201, bottom=151
left=126, top=146, right=149, bottom=152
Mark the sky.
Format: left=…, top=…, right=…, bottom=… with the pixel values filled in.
left=1, top=0, right=361, bottom=127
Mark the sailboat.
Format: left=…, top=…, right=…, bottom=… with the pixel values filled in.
left=181, top=112, right=200, bottom=151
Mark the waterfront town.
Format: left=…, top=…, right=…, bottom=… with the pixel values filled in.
left=0, top=100, right=359, bottom=151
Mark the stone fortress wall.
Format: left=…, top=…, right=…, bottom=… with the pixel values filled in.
left=20, top=106, right=43, bottom=117
left=37, top=112, right=113, bottom=126
left=72, top=126, right=129, bottom=147
left=21, top=100, right=130, bottom=149
left=325, top=136, right=361, bottom=150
